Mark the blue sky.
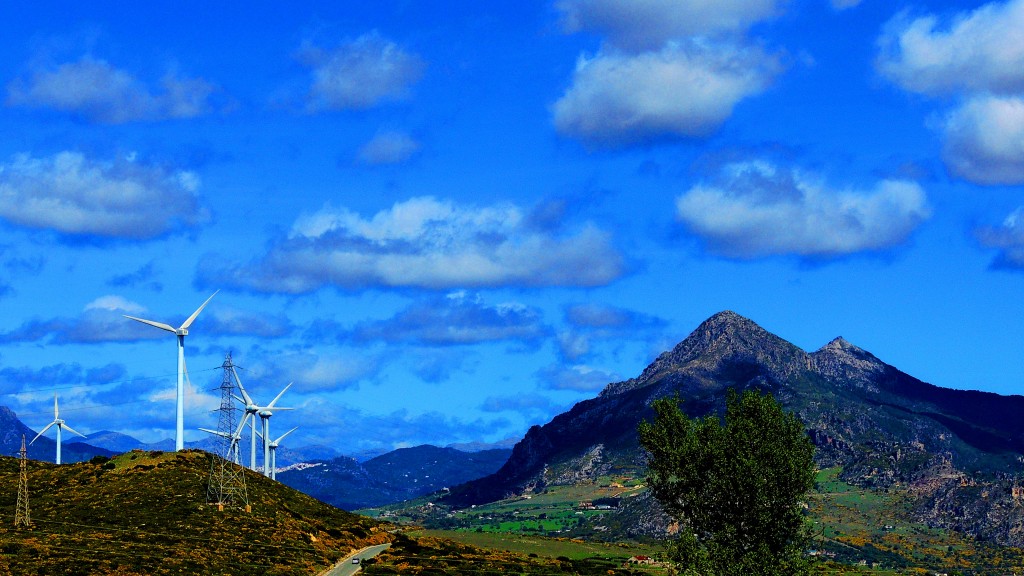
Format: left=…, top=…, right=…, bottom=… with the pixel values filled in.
left=2, top=0, right=1024, bottom=454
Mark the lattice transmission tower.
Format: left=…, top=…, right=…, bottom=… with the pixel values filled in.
left=14, top=435, right=31, bottom=527
left=206, top=353, right=250, bottom=512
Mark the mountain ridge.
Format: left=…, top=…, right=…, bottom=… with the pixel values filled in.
left=444, top=310, right=1024, bottom=546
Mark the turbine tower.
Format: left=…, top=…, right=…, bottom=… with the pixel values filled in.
left=258, top=383, right=293, bottom=477
left=124, top=291, right=217, bottom=451
left=30, top=394, right=86, bottom=465
left=262, top=426, right=297, bottom=481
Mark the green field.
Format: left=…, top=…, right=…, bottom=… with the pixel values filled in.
left=372, top=468, right=1024, bottom=574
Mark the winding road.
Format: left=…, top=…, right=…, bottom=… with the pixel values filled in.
left=320, top=543, right=391, bottom=576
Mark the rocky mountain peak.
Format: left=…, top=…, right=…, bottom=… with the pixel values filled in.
left=601, top=311, right=809, bottom=396
left=822, top=336, right=853, bottom=350
left=811, top=335, right=887, bottom=389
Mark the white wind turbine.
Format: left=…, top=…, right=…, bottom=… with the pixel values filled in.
left=257, top=426, right=298, bottom=480
left=232, top=374, right=293, bottom=475
left=258, top=384, right=293, bottom=477
left=230, top=370, right=262, bottom=471
left=30, top=394, right=86, bottom=465
left=124, top=291, right=218, bottom=451
left=199, top=411, right=252, bottom=465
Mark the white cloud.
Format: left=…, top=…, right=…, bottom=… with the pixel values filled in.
left=6, top=56, right=216, bottom=123
left=552, top=43, right=780, bottom=146
left=877, top=0, right=1024, bottom=96
left=675, top=161, right=931, bottom=258
left=977, top=207, right=1024, bottom=268
left=84, top=295, right=146, bottom=314
left=941, top=95, right=1024, bottom=185
left=357, top=130, right=421, bottom=165
left=0, top=151, right=208, bottom=239
left=299, top=33, right=424, bottom=111
left=200, top=196, right=623, bottom=292
left=556, top=0, right=784, bottom=50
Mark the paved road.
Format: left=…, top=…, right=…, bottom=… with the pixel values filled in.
left=321, top=543, right=391, bottom=576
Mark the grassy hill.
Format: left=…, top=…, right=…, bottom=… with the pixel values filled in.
left=0, top=449, right=389, bottom=575
left=0, top=449, right=656, bottom=575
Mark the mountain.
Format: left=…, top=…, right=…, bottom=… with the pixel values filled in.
left=444, top=311, right=1024, bottom=545
left=279, top=444, right=511, bottom=510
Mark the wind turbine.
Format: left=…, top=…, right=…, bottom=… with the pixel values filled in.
left=232, top=374, right=293, bottom=475
left=30, top=394, right=86, bottom=465
left=199, top=411, right=252, bottom=465
left=258, top=384, right=293, bottom=477
left=258, top=426, right=298, bottom=480
left=124, top=291, right=218, bottom=451
left=230, top=370, right=262, bottom=471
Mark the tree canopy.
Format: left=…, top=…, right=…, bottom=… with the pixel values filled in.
left=638, top=388, right=816, bottom=575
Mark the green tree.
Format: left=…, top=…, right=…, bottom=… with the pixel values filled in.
left=638, top=388, right=816, bottom=576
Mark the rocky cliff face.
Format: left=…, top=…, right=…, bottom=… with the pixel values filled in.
left=445, top=310, right=1024, bottom=546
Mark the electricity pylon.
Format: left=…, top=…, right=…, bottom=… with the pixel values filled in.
left=206, top=353, right=250, bottom=513
left=15, top=435, right=31, bottom=527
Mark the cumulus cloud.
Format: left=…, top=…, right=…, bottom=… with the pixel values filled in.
left=538, top=364, right=621, bottom=391
left=241, top=350, right=377, bottom=393
left=299, top=33, right=424, bottom=111
left=198, top=196, right=623, bottom=293
left=876, top=0, right=1024, bottom=185
left=557, top=0, right=785, bottom=50
left=877, top=0, right=1024, bottom=96
left=0, top=151, right=208, bottom=239
left=977, top=207, right=1024, bottom=269
left=0, top=295, right=257, bottom=344
left=553, top=42, right=780, bottom=146
left=675, top=161, right=931, bottom=258
left=0, top=296, right=160, bottom=344
left=357, top=130, right=421, bottom=165
left=6, top=56, right=216, bottom=123
left=203, top=307, right=294, bottom=338
left=941, top=95, right=1024, bottom=185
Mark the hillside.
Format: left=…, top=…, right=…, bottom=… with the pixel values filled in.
left=444, top=311, right=1024, bottom=546
left=0, top=449, right=389, bottom=575
left=279, top=444, right=511, bottom=510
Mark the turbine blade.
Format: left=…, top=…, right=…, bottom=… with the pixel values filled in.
left=62, top=424, right=86, bottom=439
left=124, top=315, right=176, bottom=333
left=30, top=422, right=56, bottom=444
left=179, top=290, right=218, bottom=330
left=232, top=374, right=254, bottom=405
left=274, top=426, right=298, bottom=444
left=232, top=412, right=252, bottom=437
left=53, top=393, right=59, bottom=419
left=267, top=382, right=292, bottom=408
left=199, top=427, right=231, bottom=439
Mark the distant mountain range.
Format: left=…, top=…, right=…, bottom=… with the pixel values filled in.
left=0, top=405, right=511, bottom=511
left=444, top=311, right=1024, bottom=546
left=278, top=444, right=512, bottom=510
